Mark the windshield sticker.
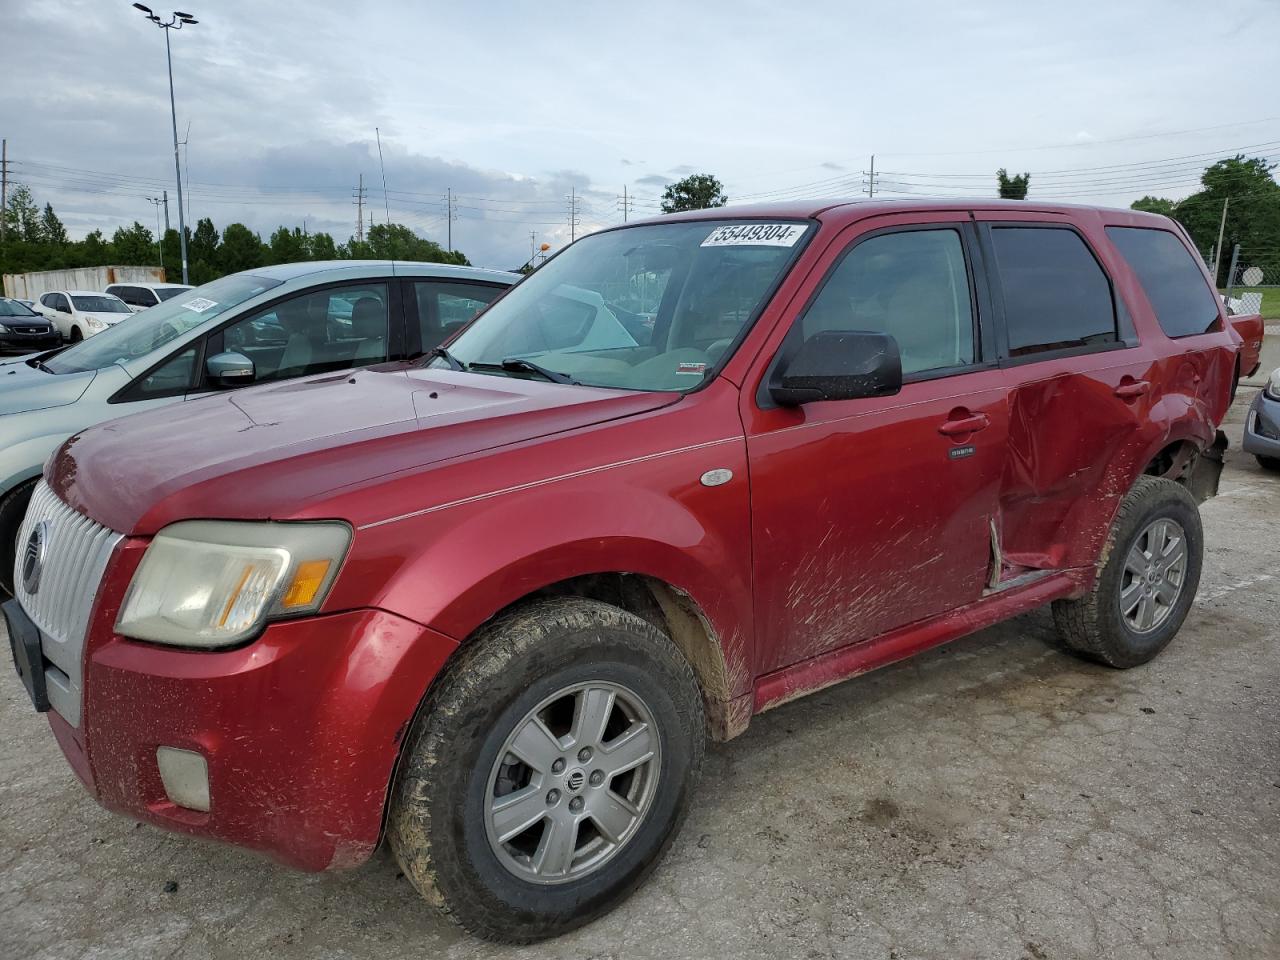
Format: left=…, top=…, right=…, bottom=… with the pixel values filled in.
left=676, top=361, right=707, bottom=376
left=182, top=297, right=218, bottom=313
left=701, top=223, right=808, bottom=248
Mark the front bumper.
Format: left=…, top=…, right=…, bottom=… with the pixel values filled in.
left=0, top=329, right=61, bottom=354
left=1242, top=391, right=1280, bottom=459
left=13, top=589, right=457, bottom=871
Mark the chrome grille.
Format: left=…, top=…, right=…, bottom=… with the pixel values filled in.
left=13, top=481, right=123, bottom=727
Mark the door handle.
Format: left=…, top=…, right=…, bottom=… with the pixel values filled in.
left=1114, top=380, right=1150, bottom=400
left=938, top=413, right=990, bottom=436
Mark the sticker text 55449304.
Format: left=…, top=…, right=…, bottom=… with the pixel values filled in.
left=701, top=223, right=808, bottom=247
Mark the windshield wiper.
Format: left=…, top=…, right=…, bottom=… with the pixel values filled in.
left=465, top=358, right=578, bottom=385
left=498, top=357, right=577, bottom=384
left=427, top=345, right=465, bottom=371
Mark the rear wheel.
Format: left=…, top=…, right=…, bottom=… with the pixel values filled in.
left=388, top=598, right=705, bottom=943
left=1052, top=476, right=1202, bottom=668
left=0, top=479, right=38, bottom=597
left=1257, top=455, right=1280, bottom=473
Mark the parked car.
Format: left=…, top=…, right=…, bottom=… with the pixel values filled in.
left=1243, top=366, right=1280, bottom=471
left=4, top=201, right=1242, bottom=942
left=105, top=281, right=195, bottom=312
left=0, top=260, right=512, bottom=595
left=34, top=290, right=132, bottom=341
left=0, top=298, right=61, bottom=355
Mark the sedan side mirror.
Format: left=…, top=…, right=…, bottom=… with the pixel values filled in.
left=206, top=350, right=256, bottom=387
left=769, top=330, right=903, bottom=406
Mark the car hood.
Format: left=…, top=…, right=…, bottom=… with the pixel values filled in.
left=50, top=362, right=676, bottom=534
left=0, top=359, right=97, bottom=416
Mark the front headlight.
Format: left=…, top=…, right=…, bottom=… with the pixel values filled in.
left=1266, top=368, right=1280, bottom=402
left=85, top=316, right=105, bottom=329
left=116, top=520, right=352, bottom=648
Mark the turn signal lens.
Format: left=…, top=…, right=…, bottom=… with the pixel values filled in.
left=280, top=559, right=333, bottom=609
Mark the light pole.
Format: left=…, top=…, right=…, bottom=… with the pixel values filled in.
left=132, top=4, right=197, bottom=285
left=146, top=196, right=165, bottom=267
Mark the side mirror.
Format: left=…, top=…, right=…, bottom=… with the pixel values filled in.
left=769, top=330, right=903, bottom=406
left=205, top=350, right=255, bottom=387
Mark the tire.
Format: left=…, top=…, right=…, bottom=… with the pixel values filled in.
left=1052, top=475, right=1203, bottom=668
left=69, top=326, right=82, bottom=343
left=388, top=597, right=705, bottom=943
left=1257, top=455, right=1280, bottom=473
left=0, top=479, right=38, bottom=598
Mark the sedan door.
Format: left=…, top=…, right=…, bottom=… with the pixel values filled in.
left=744, top=214, right=1008, bottom=674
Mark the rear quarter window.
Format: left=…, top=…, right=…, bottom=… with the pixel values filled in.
left=1105, top=227, right=1221, bottom=338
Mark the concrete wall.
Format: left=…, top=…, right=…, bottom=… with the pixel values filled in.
left=3, top=265, right=165, bottom=300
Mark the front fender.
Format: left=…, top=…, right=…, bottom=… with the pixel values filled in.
left=328, top=452, right=755, bottom=702
left=0, top=432, right=66, bottom=497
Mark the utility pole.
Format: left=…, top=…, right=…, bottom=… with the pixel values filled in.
left=617, top=185, right=634, bottom=222
left=1211, top=197, right=1229, bottom=284
left=353, top=174, right=366, bottom=242
left=445, top=187, right=457, bottom=252
left=162, top=188, right=170, bottom=232
left=863, top=154, right=877, bottom=197
left=567, top=186, right=580, bottom=242
left=1, top=138, right=7, bottom=243
left=1224, top=243, right=1241, bottom=301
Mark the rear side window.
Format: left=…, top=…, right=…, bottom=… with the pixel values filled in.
left=1105, top=227, right=1220, bottom=338
left=990, top=227, right=1116, bottom=357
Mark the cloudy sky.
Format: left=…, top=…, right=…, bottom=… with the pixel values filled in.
left=4, top=0, right=1278, bottom=267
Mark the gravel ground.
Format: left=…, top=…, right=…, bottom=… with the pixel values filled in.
left=1, top=391, right=1277, bottom=960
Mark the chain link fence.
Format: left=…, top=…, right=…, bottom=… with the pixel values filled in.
left=1216, top=245, right=1273, bottom=319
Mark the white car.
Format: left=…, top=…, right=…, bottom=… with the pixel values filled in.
left=105, top=281, right=195, bottom=312
left=35, top=290, right=133, bottom=341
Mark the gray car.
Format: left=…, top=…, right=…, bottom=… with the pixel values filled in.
left=1243, top=366, right=1280, bottom=472
left=0, top=259, right=514, bottom=593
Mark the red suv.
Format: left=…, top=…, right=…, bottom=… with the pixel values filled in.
left=4, top=201, right=1239, bottom=941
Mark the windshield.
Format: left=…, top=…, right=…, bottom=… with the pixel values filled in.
left=45, top=273, right=283, bottom=374
left=0, top=299, right=39, bottom=318
left=439, top=219, right=810, bottom=392
left=71, top=295, right=131, bottom=314
left=156, top=286, right=192, bottom=302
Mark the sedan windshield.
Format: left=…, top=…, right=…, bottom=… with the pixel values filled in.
left=156, top=286, right=193, bottom=302
left=45, top=273, right=282, bottom=374
left=71, top=295, right=131, bottom=313
left=438, top=219, right=810, bottom=392
left=0, top=299, right=39, bottom=318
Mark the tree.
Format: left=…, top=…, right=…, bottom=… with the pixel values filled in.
left=1173, top=155, right=1280, bottom=284
left=660, top=173, right=727, bottom=213
left=309, top=231, right=338, bottom=260
left=111, top=222, right=157, bottom=264
left=40, top=204, right=69, bottom=246
left=82, top=230, right=109, bottom=263
left=1131, top=196, right=1177, bottom=217
left=363, top=222, right=467, bottom=264
left=268, top=225, right=308, bottom=264
left=190, top=217, right=220, bottom=265
left=996, top=168, right=1030, bottom=200
left=3, top=184, right=44, bottom=241
left=219, top=223, right=265, bottom=273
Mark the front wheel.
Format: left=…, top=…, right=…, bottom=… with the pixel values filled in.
left=1052, top=475, right=1203, bottom=668
left=1257, top=455, right=1280, bottom=473
left=69, top=326, right=83, bottom=343
left=388, top=598, right=705, bottom=943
